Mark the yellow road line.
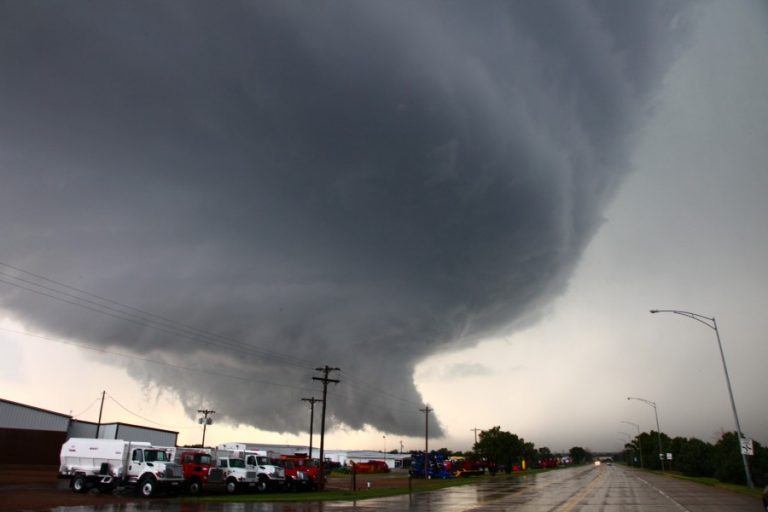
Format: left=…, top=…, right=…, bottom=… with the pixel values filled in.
left=558, top=467, right=605, bottom=512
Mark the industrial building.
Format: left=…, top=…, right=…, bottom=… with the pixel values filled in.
left=0, top=398, right=178, bottom=465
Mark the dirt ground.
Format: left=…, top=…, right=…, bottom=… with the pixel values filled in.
left=0, top=465, right=147, bottom=511
left=0, top=466, right=410, bottom=511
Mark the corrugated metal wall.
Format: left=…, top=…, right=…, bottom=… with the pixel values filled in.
left=0, top=399, right=179, bottom=465
left=67, top=420, right=177, bottom=446
left=67, top=420, right=97, bottom=438
left=114, top=423, right=177, bottom=447
left=0, top=400, right=70, bottom=432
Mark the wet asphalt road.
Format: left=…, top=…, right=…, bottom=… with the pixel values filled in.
left=50, top=464, right=762, bottom=511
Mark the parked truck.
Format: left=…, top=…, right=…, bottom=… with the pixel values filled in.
left=175, top=449, right=214, bottom=495
left=58, top=438, right=184, bottom=497
left=209, top=445, right=259, bottom=494
left=269, top=452, right=319, bottom=491
left=224, top=444, right=285, bottom=492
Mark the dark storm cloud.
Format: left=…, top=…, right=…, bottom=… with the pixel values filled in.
left=0, top=1, right=693, bottom=436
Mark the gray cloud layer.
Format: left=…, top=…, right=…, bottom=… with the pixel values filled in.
left=0, top=1, right=693, bottom=436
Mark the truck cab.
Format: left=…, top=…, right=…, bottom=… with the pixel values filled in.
left=244, top=451, right=286, bottom=492
left=209, top=452, right=258, bottom=494
left=176, top=450, right=213, bottom=495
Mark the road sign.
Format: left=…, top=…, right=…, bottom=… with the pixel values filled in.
left=740, top=438, right=754, bottom=456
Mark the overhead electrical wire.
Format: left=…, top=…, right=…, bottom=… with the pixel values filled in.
left=0, top=326, right=316, bottom=395
left=70, top=394, right=102, bottom=419
left=105, top=392, right=186, bottom=430
left=0, top=261, right=433, bottom=421
left=0, top=261, right=316, bottom=370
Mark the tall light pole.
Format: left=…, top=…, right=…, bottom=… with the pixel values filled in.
left=650, top=309, right=754, bottom=488
left=621, top=420, right=644, bottom=468
left=617, top=432, right=633, bottom=465
left=627, top=397, right=664, bottom=471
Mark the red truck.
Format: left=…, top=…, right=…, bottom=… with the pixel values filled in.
left=175, top=449, right=214, bottom=495
left=272, top=453, right=320, bottom=491
left=351, top=460, right=390, bottom=473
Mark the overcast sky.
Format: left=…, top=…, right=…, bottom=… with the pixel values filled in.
left=1, top=1, right=767, bottom=453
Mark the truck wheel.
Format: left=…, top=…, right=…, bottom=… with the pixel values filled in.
left=225, top=478, right=238, bottom=494
left=138, top=476, right=156, bottom=497
left=72, top=475, right=88, bottom=494
left=188, top=479, right=202, bottom=496
left=256, top=476, right=269, bottom=493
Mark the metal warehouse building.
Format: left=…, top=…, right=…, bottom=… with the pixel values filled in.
left=0, top=398, right=178, bottom=465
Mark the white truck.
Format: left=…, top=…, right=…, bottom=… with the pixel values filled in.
left=208, top=444, right=258, bottom=494
left=218, top=443, right=285, bottom=492
left=58, top=438, right=184, bottom=497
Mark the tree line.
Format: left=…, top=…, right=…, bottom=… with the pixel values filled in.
left=449, top=426, right=593, bottom=472
left=620, top=430, right=768, bottom=486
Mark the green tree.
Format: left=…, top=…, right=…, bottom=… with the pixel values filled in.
left=569, top=446, right=589, bottom=465
left=475, top=426, right=524, bottom=473
left=713, top=432, right=744, bottom=484
left=676, top=437, right=714, bottom=477
left=636, top=431, right=671, bottom=470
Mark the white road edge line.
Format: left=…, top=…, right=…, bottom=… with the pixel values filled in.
left=634, top=474, right=692, bottom=512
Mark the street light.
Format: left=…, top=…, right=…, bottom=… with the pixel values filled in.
left=650, top=309, right=754, bottom=488
left=627, top=397, right=665, bottom=471
left=617, top=432, right=633, bottom=465
left=621, top=420, right=644, bottom=468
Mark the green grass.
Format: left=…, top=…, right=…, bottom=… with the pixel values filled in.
left=664, top=472, right=763, bottom=498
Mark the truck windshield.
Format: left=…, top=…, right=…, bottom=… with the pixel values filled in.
left=197, top=454, right=212, bottom=464
left=256, top=456, right=270, bottom=465
left=229, top=459, right=246, bottom=468
left=145, top=450, right=169, bottom=462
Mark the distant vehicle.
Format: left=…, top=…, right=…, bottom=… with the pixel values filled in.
left=351, top=460, right=390, bottom=474
left=58, top=438, right=184, bottom=497
left=447, top=456, right=485, bottom=477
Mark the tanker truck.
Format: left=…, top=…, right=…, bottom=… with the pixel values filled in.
left=58, top=438, right=184, bottom=497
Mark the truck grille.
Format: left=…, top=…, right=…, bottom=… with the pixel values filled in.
left=246, top=471, right=257, bottom=481
left=164, top=464, right=184, bottom=479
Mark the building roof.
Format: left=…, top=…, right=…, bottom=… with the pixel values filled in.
left=0, top=397, right=72, bottom=419
left=71, top=418, right=178, bottom=435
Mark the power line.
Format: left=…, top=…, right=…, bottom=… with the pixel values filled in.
left=301, top=397, right=322, bottom=457
left=71, top=395, right=102, bottom=419
left=105, top=393, right=179, bottom=430
left=313, top=365, right=340, bottom=488
left=420, top=405, right=432, bottom=479
left=0, top=262, right=316, bottom=370
left=0, top=326, right=315, bottom=395
left=0, top=262, right=439, bottom=431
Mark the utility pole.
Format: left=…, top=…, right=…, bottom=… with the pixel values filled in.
left=313, top=366, right=340, bottom=489
left=470, top=427, right=481, bottom=448
left=197, top=409, right=216, bottom=447
left=420, top=405, right=432, bottom=479
left=301, top=397, right=322, bottom=458
left=95, top=390, right=105, bottom=439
